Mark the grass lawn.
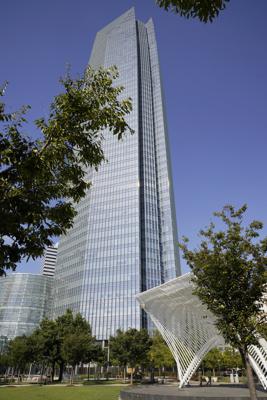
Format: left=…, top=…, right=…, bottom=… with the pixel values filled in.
left=0, top=385, right=122, bottom=400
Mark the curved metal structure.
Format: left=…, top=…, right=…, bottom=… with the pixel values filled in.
left=136, top=273, right=267, bottom=389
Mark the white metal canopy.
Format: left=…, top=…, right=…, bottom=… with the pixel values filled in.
left=136, top=273, right=267, bottom=389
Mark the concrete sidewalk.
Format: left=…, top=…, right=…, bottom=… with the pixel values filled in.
left=120, top=384, right=267, bottom=400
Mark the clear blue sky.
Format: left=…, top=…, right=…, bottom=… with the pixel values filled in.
left=1, top=0, right=267, bottom=274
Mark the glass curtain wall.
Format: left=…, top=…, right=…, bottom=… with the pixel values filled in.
left=0, top=274, right=53, bottom=339
left=53, top=8, right=180, bottom=340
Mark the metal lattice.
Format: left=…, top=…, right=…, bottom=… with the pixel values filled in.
left=136, top=273, right=267, bottom=389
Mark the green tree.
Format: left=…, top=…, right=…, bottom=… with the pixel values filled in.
left=149, top=331, right=175, bottom=379
left=7, top=335, right=33, bottom=377
left=61, top=312, right=99, bottom=383
left=55, top=309, right=99, bottom=382
left=203, top=348, right=223, bottom=376
left=110, top=328, right=152, bottom=384
left=22, top=309, right=100, bottom=382
left=29, top=319, right=61, bottom=382
left=155, top=0, right=229, bottom=23
left=109, top=329, right=129, bottom=381
left=180, top=204, right=267, bottom=400
left=62, top=333, right=91, bottom=384
left=0, top=352, right=9, bottom=376
left=0, top=66, right=132, bottom=276
left=222, top=348, right=242, bottom=370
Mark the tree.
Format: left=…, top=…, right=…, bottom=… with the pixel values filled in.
left=54, top=309, right=99, bottom=382
left=0, top=66, right=133, bottom=276
left=7, top=335, right=33, bottom=377
left=62, top=333, right=91, bottom=384
left=203, top=348, right=223, bottom=376
left=155, top=0, right=229, bottom=23
left=149, top=331, right=175, bottom=379
left=180, top=204, right=267, bottom=400
left=22, top=309, right=100, bottom=382
left=110, top=328, right=152, bottom=384
left=222, top=348, right=242, bottom=371
left=29, top=319, right=61, bottom=382
left=61, top=312, right=99, bottom=384
left=109, top=329, right=129, bottom=381
left=0, top=353, right=9, bottom=376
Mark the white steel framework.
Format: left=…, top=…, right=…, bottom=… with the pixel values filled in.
left=136, top=273, right=267, bottom=389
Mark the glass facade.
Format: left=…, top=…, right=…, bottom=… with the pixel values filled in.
left=53, top=8, right=180, bottom=340
left=0, top=274, right=53, bottom=339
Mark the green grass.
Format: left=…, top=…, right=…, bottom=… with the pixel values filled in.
left=0, top=385, right=122, bottom=400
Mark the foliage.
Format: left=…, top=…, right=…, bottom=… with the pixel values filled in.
left=60, top=312, right=101, bottom=371
left=180, top=204, right=267, bottom=350
left=109, top=329, right=129, bottom=369
left=6, top=335, right=33, bottom=372
left=62, top=333, right=93, bottom=366
left=0, top=67, right=133, bottom=276
left=222, top=348, right=242, bottom=369
left=110, top=328, right=152, bottom=383
left=202, top=347, right=242, bottom=374
left=3, top=310, right=101, bottom=382
left=43, top=310, right=100, bottom=380
left=203, top=348, right=223, bottom=372
left=149, top=331, right=175, bottom=369
left=257, top=322, right=267, bottom=341
left=155, top=0, right=229, bottom=23
left=180, top=204, right=267, bottom=399
left=28, top=318, right=61, bottom=378
left=0, top=352, right=9, bottom=374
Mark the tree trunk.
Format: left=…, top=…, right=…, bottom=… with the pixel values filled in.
left=130, top=370, right=133, bottom=385
left=239, top=348, right=257, bottom=400
left=58, top=361, right=64, bottom=382
left=150, top=365, right=154, bottom=383
left=40, top=363, right=45, bottom=384
left=123, top=366, right=126, bottom=382
left=51, top=361, right=55, bottom=382
left=71, top=366, right=74, bottom=385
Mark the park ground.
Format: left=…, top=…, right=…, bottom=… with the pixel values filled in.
left=0, top=385, right=122, bottom=400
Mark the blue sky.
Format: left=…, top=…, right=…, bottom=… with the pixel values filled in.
left=1, top=0, right=267, bottom=274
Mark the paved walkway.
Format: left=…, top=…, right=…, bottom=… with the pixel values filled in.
left=120, top=384, right=267, bottom=400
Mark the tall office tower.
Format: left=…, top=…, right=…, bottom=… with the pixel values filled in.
left=42, top=245, right=58, bottom=277
left=53, top=8, right=180, bottom=340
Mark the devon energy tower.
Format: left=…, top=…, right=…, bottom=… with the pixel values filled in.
left=53, top=8, right=180, bottom=340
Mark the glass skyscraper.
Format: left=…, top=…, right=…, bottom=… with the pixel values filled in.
left=53, top=8, right=180, bottom=340
left=0, top=274, right=52, bottom=339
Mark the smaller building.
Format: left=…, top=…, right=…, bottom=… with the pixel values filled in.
left=42, top=244, right=58, bottom=277
left=0, top=273, right=53, bottom=339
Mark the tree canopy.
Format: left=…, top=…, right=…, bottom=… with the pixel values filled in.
left=110, top=328, right=152, bottom=384
left=149, top=331, right=175, bottom=371
left=180, top=204, right=267, bottom=399
left=3, top=309, right=101, bottom=382
left=0, top=67, right=132, bottom=276
left=155, top=0, right=229, bottom=23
